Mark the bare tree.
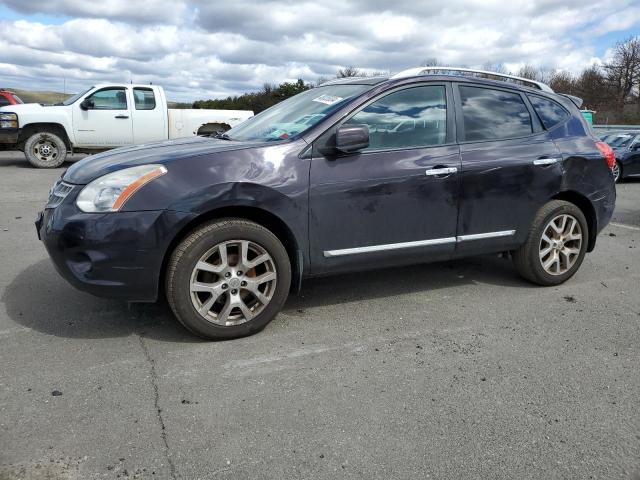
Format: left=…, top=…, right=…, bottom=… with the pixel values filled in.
left=481, top=62, right=508, bottom=74
left=576, top=66, right=611, bottom=111
left=549, top=71, right=574, bottom=94
left=537, top=67, right=555, bottom=85
left=517, top=64, right=540, bottom=80
left=603, top=36, right=640, bottom=113
left=421, top=58, right=440, bottom=67
left=336, top=66, right=362, bottom=78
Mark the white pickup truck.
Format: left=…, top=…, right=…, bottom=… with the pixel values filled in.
left=0, top=84, right=253, bottom=168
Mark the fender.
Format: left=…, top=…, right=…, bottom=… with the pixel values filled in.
left=117, top=141, right=312, bottom=272
left=5, top=104, right=76, bottom=145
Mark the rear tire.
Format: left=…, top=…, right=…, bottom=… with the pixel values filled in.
left=165, top=218, right=291, bottom=340
left=24, top=131, right=67, bottom=168
left=512, top=200, right=588, bottom=286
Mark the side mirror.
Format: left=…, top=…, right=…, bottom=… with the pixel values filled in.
left=336, top=124, right=369, bottom=153
left=80, top=98, right=95, bottom=111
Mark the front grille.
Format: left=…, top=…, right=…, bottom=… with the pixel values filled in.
left=45, top=180, right=74, bottom=209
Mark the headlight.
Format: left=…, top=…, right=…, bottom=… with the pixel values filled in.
left=0, top=112, right=17, bottom=129
left=76, top=165, right=167, bottom=212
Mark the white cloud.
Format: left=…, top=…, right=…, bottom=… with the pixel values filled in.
left=0, top=0, right=638, bottom=101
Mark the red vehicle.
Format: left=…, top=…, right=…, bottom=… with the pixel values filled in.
left=0, top=89, right=23, bottom=107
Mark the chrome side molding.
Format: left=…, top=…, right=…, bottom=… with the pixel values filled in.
left=323, top=230, right=516, bottom=257
left=456, top=230, right=516, bottom=242
left=323, top=237, right=457, bottom=257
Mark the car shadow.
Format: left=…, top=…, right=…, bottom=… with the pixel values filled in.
left=2, top=259, right=199, bottom=342
left=3, top=255, right=530, bottom=341
left=283, top=254, right=529, bottom=311
left=0, top=156, right=83, bottom=169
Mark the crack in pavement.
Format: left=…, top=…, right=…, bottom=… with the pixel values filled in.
left=138, top=334, right=178, bottom=480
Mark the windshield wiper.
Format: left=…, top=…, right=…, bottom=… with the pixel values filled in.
left=214, top=132, right=234, bottom=141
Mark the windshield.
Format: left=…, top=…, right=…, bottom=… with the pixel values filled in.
left=609, top=134, right=635, bottom=148
left=226, top=84, right=372, bottom=142
left=61, top=87, right=94, bottom=106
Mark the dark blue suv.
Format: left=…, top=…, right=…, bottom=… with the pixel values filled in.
left=37, top=67, right=617, bottom=340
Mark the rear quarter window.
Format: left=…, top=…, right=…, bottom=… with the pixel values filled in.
left=528, top=95, right=570, bottom=129
left=133, top=88, right=156, bottom=110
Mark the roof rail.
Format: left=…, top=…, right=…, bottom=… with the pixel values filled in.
left=391, top=66, right=555, bottom=93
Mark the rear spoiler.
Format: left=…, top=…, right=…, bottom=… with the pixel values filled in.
left=558, top=93, right=583, bottom=109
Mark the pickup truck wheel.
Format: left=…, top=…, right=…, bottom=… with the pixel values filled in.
left=165, top=218, right=291, bottom=340
left=24, top=132, right=67, bottom=168
left=512, top=200, right=588, bottom=286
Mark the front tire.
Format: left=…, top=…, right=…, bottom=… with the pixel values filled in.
left=165, top=219, right=291, bottom=340
left=513, top=200, right=588, bottom=286
left=24, top=132, right=67, bottom=168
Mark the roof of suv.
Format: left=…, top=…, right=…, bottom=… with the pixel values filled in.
left=322, top=70, right=587, bottom=110
left=325, top=73, right=553, bottom=95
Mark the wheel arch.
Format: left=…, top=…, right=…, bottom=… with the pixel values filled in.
left=159, top=205, right=303, bottom=297
left=196, top=122, right=231, bottom=136
left=551, top=190, right=597, bottom=252
left=19, top=123, right=71, bottom=150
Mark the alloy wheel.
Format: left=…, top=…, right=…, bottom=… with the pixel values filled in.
left=611, top=162, right=621, bottom=183
left=189, top=239, right=277, bottom=326
left=538, top=214, right=583, bottom=275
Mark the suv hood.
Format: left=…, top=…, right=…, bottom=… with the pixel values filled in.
left=63, top=136, right=265, bottom=184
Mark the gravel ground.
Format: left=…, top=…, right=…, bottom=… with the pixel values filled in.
left=0, top=151, right=639, bottom=480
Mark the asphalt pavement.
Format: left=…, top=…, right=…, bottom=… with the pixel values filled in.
left=0, top=151, right=639, bottom=479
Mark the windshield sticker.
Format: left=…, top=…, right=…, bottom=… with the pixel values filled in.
left=312, top=94, right=344, bottom=105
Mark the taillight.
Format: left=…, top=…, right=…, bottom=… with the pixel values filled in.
left=596, top=141, right=615, bottom=169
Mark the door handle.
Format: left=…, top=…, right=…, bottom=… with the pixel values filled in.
left=425, top=166, right=457, bottom=176
left=114, top=115, right=129, bottom=119
left=533, top=157, right=561, bottom=166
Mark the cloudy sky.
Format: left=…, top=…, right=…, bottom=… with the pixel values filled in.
left=0, top=0, right=638, bottom=102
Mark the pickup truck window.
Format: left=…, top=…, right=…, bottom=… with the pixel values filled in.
left=226, top=84, right=372, bottom=142
left=88, top=88, right=128, bottom=110
left=133, top=88, right=156, bottom=110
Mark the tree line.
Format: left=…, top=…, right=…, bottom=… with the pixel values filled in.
left=508, top=37, right=640, bottom=124
left=192, top=37, right=640, bottom=125
left=192, top=79, right=312, bottom=113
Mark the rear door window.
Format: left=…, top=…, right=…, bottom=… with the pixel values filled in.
left=344, top=85, right=447, bottom=151
left=133, top=88, right=156, bottom=110
left=458, top=86, right=533, bottom=142
left=528, top=95, right=569, bottom=129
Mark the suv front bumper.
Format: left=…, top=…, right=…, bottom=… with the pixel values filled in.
left=36, top=198, right=196, bottom=302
